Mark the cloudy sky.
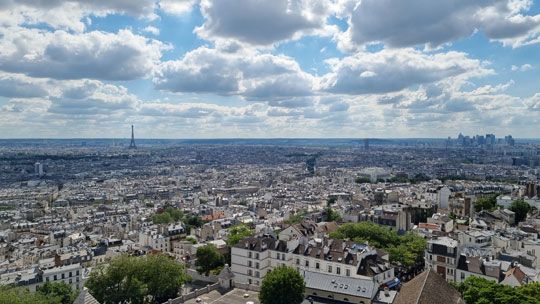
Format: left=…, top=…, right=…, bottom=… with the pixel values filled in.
left=1, top=0, right=540, bottom=138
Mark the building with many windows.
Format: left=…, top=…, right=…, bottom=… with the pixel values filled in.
left=425, top=237, right=459, bottom=282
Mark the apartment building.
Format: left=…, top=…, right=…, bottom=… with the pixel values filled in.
left=425, top=237, right=459, bottom=282
left=231, top=234, right=395, bottom=290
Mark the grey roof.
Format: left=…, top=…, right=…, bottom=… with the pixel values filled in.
left=218, top=264, right=235, bottom=280
left=303, top=270, right=376, bottom=299
left=73, top=288, right=100, bottom=304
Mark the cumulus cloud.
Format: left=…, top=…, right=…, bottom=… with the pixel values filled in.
left=0, top=73, right=49, bottom=98
left=154, top=47, right=315, bottom=100
left=338, top=0, right=540, bottom=49
left=0, top=27, right=166, bottom=81
left=48, top=80, right=139, bottom=115
left=143, top=26, right=160, bottom=36
left=511, top=63, right=533, bottom=71
left=320, top=49, right=491, bottom=95
left=196, top=0, right=334, bottom=45
left=0, top=0, right=157, bottom=32
left=159, top=0, right=197, bottom=15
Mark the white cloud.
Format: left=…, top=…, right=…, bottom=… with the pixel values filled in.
left=154, top=46, right=315, bottom=101
left=511, top=63, right=533, bottom=71
left=0, top=73, right=49, bottom=98
left=143, top=26, right=160, bottom=36
left=0, top=0, right=157, bottom=32
left=337, top=0, right=540, bottom=50
left=159, top=0, right=197, bottom=15
left=320, top=49, right=491, bottom=95
left=196, top=0, right=334, bottom=45
left=0, top=27, right=167, bottom=81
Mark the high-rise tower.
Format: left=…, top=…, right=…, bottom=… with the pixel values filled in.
left=129, top=125, right=136, bottom=149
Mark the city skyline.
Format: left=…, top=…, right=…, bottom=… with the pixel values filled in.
left=1, top=1, right=540, bottom=138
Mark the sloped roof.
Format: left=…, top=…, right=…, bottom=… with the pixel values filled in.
left=394, top=269, right=464, bottom=304
left=73, top=288, right=100, bottom=304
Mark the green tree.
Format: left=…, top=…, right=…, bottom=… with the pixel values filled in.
left=329, top=222, right=426, bottom=267
left=195, top=244, right=224, bottom=275
left=455, top=276, right=539, bottom=304
left=37, top=282, right=78, bottom=304
left=284, top=209, right=309, bottom=225
left=474, top=195, right=498, bottom=212
left=510, top=198, right=532, bottom=224
left=185, top=236, right=197, bottom=244
left=355, top=176, right=371, bottom=184
left=227, top=224, right=254, bottom=246
left=260, top=266, right=305, bottom=304
left=152, top=212, right=173, bottom=224
left=0, top=286, right=59, bottom=304
left=324, top=207, right=342, bottom=222
left=85, top=254, right=188, bottom=304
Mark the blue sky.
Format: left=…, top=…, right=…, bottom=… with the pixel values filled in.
left=0, top=0, right=540, bottom=138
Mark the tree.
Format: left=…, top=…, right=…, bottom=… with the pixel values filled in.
left=474, top=195, right=498, bottom=212
left=284, top=209, right=309, bottom=225
left=510, top=198, right=532, bottom=224
left=195, top=244, right=224, bottom=275
left=455, top=276, right=539, bottom=304
left=152, top=212, right=172, bottom=224
left=329, top=222, right=426, bottom=267
left=37, top=282, right=78, bottom=304
left=0, top=286, right=59, bottom=304
left=186, top=236, right=197, bottom=244
left=324, top=207, right=342, bottom=222
left=227, top=224, right=254, bottom=246
left=85, top=254, right=188, bottom=304
left=355, top=176, right=371, bottom=184
left=260, top=266, right=305, bottom=304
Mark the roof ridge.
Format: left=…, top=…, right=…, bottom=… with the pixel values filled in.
left=416, top=269, right=431, bottom=304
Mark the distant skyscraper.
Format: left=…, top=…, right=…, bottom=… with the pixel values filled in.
left=129, top=125, right=136, bottom=149
left=34, top=162, right=43, bottom=176
left=486, top=134, right=496, bottom=147
left=504, top=135, right=515, bottom=146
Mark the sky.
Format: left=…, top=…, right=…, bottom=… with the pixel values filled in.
left=0, top=0, right=540, bottom=139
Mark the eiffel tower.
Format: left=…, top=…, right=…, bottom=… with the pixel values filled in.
left=129, top=125, right=136, bottom=149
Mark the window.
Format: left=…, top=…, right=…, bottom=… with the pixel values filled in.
left=336, top=267, right=341, bottom=275
left=346, top=269, right=350, bottom=276
left=281, top=253, right=285, bottom=260
left=316, top=263, right=320, bottom=269
left=248, top=252, right=252, bottom=258
left=248, top=261, right=252, bottom=267
left=255, top=271, right=260, bottom=278
left=248, top=269, right=253, bottom=276
left=461, top=272, right=465, bottom=280
left=248, top=279, right=252, bottom=284
left=69, top=272, right=72, bottom=277
left=429, top=254, right=433, bottom=260
left=305, top=260, right=309, bottom=267
left=76, top=270, right=79, bottom=276
left=255, top=253, right=259, bottom=259
left=296, top=259, right=300, bottom=265
left=61, top=274, right=65, bottom=279
left=46, top=277, right=49, bottom=282
left=54, top=275, right=57, bottom=281
left=328, top=265, right=332, bottom=273
left=276, top=252, right=280, bottom=259
left=256, top=262, right=259, bottom=269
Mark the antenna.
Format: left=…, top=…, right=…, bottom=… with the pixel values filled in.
left=129, top=125, right=136, bottom=149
